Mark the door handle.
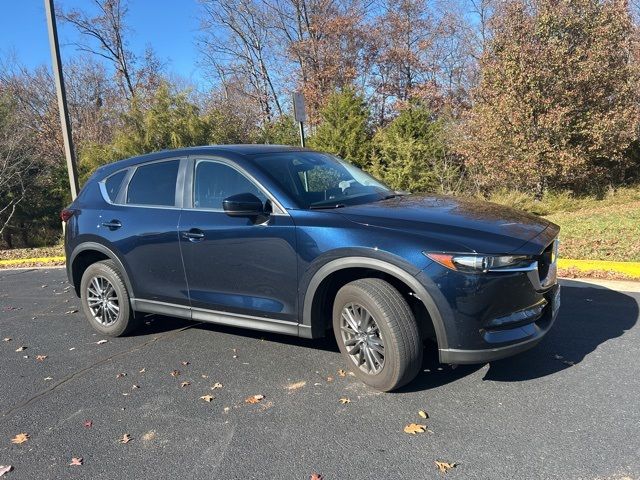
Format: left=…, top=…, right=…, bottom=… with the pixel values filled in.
left=181, top=229, right=205, bottom=241
left=102, top=220, right=122, bottom=230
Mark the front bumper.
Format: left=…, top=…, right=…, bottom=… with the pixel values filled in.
left=439, top=283, right=560, bottom=364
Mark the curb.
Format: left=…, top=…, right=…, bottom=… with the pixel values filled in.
left=557, top=259, right=640, bottom=280
left=0, top=256, right=65, bottom=266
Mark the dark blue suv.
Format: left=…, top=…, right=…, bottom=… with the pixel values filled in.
left=64, top=145, right=560, bottom=391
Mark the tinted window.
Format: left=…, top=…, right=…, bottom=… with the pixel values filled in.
left=194, top=161, right=266, bottom=209
left=251, top=152, right=391, bottom=208
left=104, top=170, right=127, bottom=202
left=127, top=160, right=180, bottom=206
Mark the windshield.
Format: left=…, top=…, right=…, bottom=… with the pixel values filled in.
left=251, top=151, right=394, bottom=209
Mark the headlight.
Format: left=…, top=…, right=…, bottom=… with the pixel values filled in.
left=425, top=252, right=535, bottom=273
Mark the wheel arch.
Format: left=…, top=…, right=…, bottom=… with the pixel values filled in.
left=300, top=256, right=448, bottom=350
left=68, top=242, right=134, bottom=298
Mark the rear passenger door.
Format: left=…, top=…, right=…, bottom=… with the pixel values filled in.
left=101, top=158, right=189, bottom=307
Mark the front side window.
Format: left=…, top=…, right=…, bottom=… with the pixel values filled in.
left=251, top=152, right=393, bottom=208
left=193, top=161, right=267, bottom=210
left=126, top=160, right=180, bottom=206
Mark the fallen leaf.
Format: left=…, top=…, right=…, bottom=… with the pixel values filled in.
left=286, top=381, right=306, bottom=391
left=170, top=370, right=180, bottom=377
left=200, top=395, right=214, bottom=403
left=418, top=410, right=429, bottom=419
left=434, top=461, right=457, bottom=473
left=310, top=473, right=323, bottom=480
left=119, top=434, right=132, bottom=444
left=245, top=394, right=265, bottom=404
left=0, top=465, right=13, bottom=477
left=142, top=430, right=156, bottom=441
left=44, top=376, right=53, bottom=381
left=69, top=457, right=83, bottom=466
left=337, top=369, right=347, bottom=377
left=83, top=420, right=92, bottom=428
left=2, top=338, right=11, bottom=342
left=15, top=346, right=26, bottom=352
left=35, top=355, right=47, bottom=362
left=181, top=381, right=191, bottom=388
left=95, top=340, right=108, bottom=345
left=223, top=407, right=230, bottom=413
left=339, top=397, right=351, bottom=404
left=116, top=373, right=127, bottom=378
left=131, top=384, right=140, bottom=389
left=10, top=433, right=29, bottom=444
left=404, top=423, right=427, bottom=435
left=181, top=361, right=190, bottom=366
left=139, top=368, right=146, bottom=373
left=201, top=374, right=209, bottom=379
left=326, top=376, right=333, bottom=382
left=211, top=382, right=223, bottom=390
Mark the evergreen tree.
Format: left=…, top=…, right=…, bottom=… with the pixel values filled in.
left=371, top=103, right=457, bottom=193
left=310, top=88, right=372, bottom=167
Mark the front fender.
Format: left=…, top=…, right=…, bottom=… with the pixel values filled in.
left=298, top=250, right=449, bottom=350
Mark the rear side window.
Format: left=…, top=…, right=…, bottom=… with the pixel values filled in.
left=126, top=160, right=180, bottom=206
left=104, top=170, right=127, bottom=202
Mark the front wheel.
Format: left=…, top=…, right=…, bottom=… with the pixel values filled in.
left=80, top=260, right=141, bottom=336
left=332, top=278, right=423, bottom=392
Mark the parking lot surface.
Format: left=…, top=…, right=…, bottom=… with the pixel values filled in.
left=1, top=267, right=639, bottom=479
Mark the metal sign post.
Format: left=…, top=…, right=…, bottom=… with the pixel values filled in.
left=45, top=0, right=79, bottom=199
left=292, top=92, right=306, bottom=148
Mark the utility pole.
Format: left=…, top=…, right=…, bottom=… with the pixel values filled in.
left=44, top=0, right=79, bottom=199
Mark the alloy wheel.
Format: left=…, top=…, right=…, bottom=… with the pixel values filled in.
left=86, top=275, right=120, bottom=326
left=340, top=302, right=385, bottom=375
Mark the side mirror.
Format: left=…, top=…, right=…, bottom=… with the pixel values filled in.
left=222, top=193, right=264, bottom=217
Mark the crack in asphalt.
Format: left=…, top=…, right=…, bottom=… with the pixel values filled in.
left=1, top=321, right=205, bottom=418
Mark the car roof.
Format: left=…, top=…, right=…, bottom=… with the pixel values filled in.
left=94, top=144, right=310, bottom=177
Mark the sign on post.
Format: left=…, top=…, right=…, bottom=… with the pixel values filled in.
left=292, top=92, right=306, bottom=147
left=292, top=92, right=306, bottom=122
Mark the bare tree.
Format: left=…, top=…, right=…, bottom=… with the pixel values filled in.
left=199, top=0, right=282, bottom=124
left=0, top=100, right=35, bottom=240
left=58, top=0, right=138, bottom=99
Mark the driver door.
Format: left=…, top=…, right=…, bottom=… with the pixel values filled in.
left=178, top=158, right=298, bottom=322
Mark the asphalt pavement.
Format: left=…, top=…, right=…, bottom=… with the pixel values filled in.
left=0, top=267, right=638, bottom=479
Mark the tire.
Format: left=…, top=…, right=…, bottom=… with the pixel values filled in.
left=80, top=259, right=141, bottom=336
left=332, top=278, right=423, bottom=392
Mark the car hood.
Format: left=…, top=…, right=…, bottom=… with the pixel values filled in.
left=336, top=194, right=554, bottom=254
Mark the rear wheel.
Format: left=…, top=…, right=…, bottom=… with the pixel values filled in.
left=80, top=260, right=141, bottom=336
left=332, top=278, right=423, bottom=392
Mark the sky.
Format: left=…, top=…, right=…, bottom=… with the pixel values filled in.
left=0, top=0, right=206, bottom=86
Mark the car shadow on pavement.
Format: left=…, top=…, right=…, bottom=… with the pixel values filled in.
left=399, top=281, right=639, bottom=392
left=133, top=281, right=638, bottom=391
left=483, top=282, right=638, bottom=382
left=134, top=313, right=342, bottom=353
